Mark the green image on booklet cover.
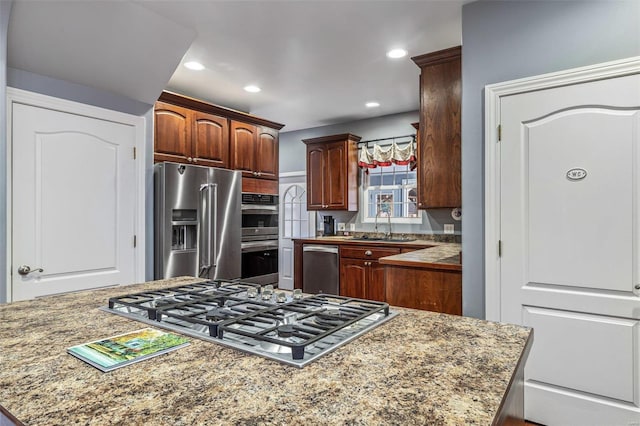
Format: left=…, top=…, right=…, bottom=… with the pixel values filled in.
left=67, top=328, right=190, bottom=372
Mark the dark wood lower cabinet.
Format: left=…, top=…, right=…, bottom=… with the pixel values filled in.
left=339, top=245, right=399, bottom=301
left=293, top=240, right=461, bottom=314
left=368, top=262, right=386, bottom=302
left=339, top=258, right=366, bottom=299
left=339, top=258, right=386, bottom=302
left=384, top=265, right=461, bottom=315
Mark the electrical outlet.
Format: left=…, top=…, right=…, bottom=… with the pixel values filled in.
left=444, top=224, right=455, bottom=234
left=349, top=223, right=356, bottom=231
left=337, top=222, right=346, bottom=231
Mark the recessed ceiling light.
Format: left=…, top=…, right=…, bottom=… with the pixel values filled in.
left=365, top=101, right=380, bottom=108
left=184, top=61, right=205, bottom=71
left=244, top=85, right=261, bottom=93
left=386, top=48, right=408, bottom=59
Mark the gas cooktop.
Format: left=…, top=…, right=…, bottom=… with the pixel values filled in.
left=101, top=280, right=398, bottom=368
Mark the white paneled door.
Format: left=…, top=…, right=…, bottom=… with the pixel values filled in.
left=9, top=91, right=143, bottom=301
left=487, top=59, right=640, bottom=425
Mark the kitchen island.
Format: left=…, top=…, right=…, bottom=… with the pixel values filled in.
left=0, top=277, right=531, bottom=425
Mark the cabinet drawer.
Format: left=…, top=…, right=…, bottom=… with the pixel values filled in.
left=340, top=246, right=400, bottom=260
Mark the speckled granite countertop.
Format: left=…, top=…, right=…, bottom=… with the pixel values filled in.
left=295, top=237, right=462, bottom=271
left=379, top=244, right=462, bottom=271
left=1, top=277, right=530, bottom=426
left=294, top=236, right=438, bottom=247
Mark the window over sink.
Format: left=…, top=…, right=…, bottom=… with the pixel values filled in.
left=362, top=164, right=422, bottom=224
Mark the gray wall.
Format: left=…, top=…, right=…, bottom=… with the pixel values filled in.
left=1, top=66, right=156, bottom=302
left=461, top=0, right=640, bottom=319
left=279, top=111, right=462, bottom=236
left=0, top=1, right=13, bottom=303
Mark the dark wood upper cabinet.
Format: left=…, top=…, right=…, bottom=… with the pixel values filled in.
left=325, top=142, right=347, bottom=208
left=155, top=102, right=229, bottom=167
left=230, top=121, right=257, bottom=174
left=193, top=111, right=229, bottom=168
left=256, top=127, right=279, bottom=180
left=302, top=133, right=360, bottom=211
left=306, top=146, right=325, bottom=209
left=412, top=46, right=461, bottom=208
left=230, top=121, right=279, bottom=180
left=154, top=91, right=284, bottom=182
left=154, top=102, right=192, bottom=162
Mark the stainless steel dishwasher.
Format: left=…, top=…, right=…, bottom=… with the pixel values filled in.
left=302, top=245, right=339, bottom=295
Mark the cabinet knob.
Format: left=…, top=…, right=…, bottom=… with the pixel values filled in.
left=418, top=202, right=423, bottom=206
left=257, top=172, right=262, bottom=177
left=364, top=250, right=372, bottom=256
left=187, top=157, right=193, bottom=162
left=192, top=158, right=197, bottom=163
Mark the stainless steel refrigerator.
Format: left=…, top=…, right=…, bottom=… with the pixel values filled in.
left=154, top=162, right=241, bottom=280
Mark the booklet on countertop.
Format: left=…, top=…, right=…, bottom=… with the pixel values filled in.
left=67, top=327, right=190, bottom=372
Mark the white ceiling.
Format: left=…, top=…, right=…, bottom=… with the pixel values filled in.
left=8, top=0, right=464, bottom=132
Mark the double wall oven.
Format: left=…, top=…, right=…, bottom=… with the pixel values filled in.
left=241, top=193, right=278, bottom=286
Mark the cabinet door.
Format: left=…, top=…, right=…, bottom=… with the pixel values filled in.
left=230, top=120, right=257, bottom=176
left=325, top=142, right=347, bottom=209
left=306, top=145, right=326, bottom=210
left=367, top=261, right=386, bottom=302
left=192, top=112, right=229, bottom=168
left=339, top=258, right=366, bottom=299
left=417, top=55, right=461, bottom=208
left=255, top=127, right=278, bottom=180
left=154, top=101, right=191, bottom=163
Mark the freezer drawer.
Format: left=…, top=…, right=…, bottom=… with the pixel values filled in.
left=302, top=245, right=339, bottom=295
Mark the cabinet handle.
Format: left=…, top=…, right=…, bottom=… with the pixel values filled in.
left=364, top=250, right=372, bottom=256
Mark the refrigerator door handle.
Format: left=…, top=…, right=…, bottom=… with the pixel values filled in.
left=211, top=183, right=218, bottom=268
left=199, top=183, right=217, bottom=276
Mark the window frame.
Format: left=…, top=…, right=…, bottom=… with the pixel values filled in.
left=361, top=166, right=423, bottom=225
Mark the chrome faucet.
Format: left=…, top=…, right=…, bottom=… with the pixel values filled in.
left=374, top=204, right=392, bottom=239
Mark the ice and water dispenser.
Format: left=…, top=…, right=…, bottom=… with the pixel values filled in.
left=171, top=209, right=197, bottom=251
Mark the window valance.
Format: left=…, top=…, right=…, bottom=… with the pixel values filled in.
left=358, top=140, right=416, bottom=169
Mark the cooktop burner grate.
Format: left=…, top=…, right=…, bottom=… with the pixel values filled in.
left=102, top=280, right=397, bottom=367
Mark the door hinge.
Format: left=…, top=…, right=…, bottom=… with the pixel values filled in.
left=498, top=240, right=502, bottom=257
left=498, top=124, right=502, bottom=142
left=133, top=235, right=137, bottom=248
left=133, top=147, right=137, bottom=159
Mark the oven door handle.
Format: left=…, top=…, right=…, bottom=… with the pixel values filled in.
left=241, top=241, right=279, bottom=253
left=199, top=183, right=218, bottom=276
left=241, top=205, right=278, bottom=213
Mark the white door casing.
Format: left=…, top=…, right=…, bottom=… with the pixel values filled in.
left=485, top=57, right=640, bottom=425
left=279, top=176, right=314, bottom=290
left=7, top=88, right=146, bottom=301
